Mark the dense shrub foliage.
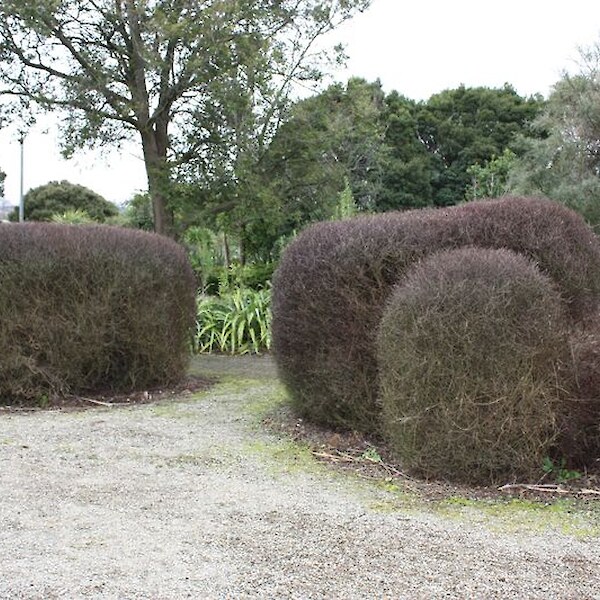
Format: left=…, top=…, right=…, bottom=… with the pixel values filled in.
left=560, top=324, right=600, bottom=464
left=0, top=223, right=195, bottom=403
left=9, top=180, right=119, bottom=223
left=272, top=197, right=600, bottom=433
left=195, top=287, right=271, bottom=355
left=203, top=262, right=275, bottom=295
left=378, top=248, right=568, bottom=483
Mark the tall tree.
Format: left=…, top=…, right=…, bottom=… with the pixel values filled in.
left=0, top=0, right=370, bottom=236
left=263, top=78, right=388, bottom=229
left=377, top=91, right=435, bottom=211
left=416, top=85, right=543, bottom=206
left=508, top=45, right=600, bottom=227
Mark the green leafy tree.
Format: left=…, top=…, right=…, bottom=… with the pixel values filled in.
left=508, top=46, right=600, bottom=227
left=465, top=149, right=516, bottom=201
left=121, top=192, right=154, bottom=231
left=377, top=91, right=435, bottom=210
left=9, top=180, right=118, bottom=222
left=0, top=0, right=370, bottom=237
left=208, top=77, right=385, bottom=263
left=263, top=78, right=388, bottom=231
left=416, top=85, right=543, bottom=206
left=177, top=77, right=389, bottom=263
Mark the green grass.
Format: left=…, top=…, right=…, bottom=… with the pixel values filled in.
left=244, top=438, right=326, bottom=475
left=244, top=383, right=289, bottom=418
left=150, top=401, right=203, bottom=419
left=433, top=496, right=600, bottom=538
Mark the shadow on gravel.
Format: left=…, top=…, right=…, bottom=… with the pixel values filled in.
left=188, top=353, right=277, bottom=381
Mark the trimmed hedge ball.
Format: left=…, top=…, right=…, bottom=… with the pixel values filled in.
left=0, top=223, right=196, bottom=404
left=272, top=196, right=600, bottom=433
left=377, top=247, right=568, bottom=484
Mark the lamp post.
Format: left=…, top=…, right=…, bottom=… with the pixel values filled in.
left=18, top=133, right=25, bottom=222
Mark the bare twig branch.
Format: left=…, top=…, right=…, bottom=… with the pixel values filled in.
left=498, top=483, right=600, bottom=496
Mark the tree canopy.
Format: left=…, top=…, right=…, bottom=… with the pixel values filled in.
left=507, top=46, right=600, bottom=228
left=264, top=78, right=387, bottom=225
left=415, top=85, right=544, bottom=206
left=378, top=91, right=435, bottom=210
left=0, top=0, right=370, bottom=237
left=9, top=180, right=118, bottom=222
left=257, top=81, right=544, bottom=246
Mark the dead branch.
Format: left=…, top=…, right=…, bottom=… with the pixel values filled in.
left=498, top=483, right=600, bottom=496
left=79, top=397, right=114, bottom=407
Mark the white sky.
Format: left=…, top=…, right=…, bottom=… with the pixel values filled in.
left=1, top=0, right=599, bottom=208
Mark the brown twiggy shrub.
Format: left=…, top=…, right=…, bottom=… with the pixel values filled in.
left=378, top=247, right=568, bottom=484
left=0, top=223, right=196, bottom=404
left=559, top=322, right=600, bottom=465
left=272, top=197, right=600, bottom=433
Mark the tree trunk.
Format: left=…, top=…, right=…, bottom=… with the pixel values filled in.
left=141, top=127, right=174, bottom=237
left=239, top=228, right=246, bottom=266
left=223, top=232, right=231, bottom=267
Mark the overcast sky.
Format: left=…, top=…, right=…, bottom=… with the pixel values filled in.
left=1, top=0, right=599, bottom=208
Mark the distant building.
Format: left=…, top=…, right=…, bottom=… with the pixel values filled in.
left=0, top=196, right=16, bottom=221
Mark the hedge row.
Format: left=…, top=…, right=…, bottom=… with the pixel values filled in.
left=272, top=197, right=600, bottom=433
left=0, top=223, right=196, bottom=404
left=272, top=197, right=600, bottom=482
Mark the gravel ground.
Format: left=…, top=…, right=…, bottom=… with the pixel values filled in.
left=1, top=355, right=599, bottom=599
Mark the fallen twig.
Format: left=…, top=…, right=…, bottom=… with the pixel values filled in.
left=312, top=451, right=356, bottom=463
left=498, top=483, right=600, bottom=497
left=498, top=483, right=570, bottom=494
left=312, top=449, right=411, bottom=479
left=79, top=397, right=114, bottom=407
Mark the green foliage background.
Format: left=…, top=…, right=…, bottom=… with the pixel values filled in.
left=9, top=180, right=118, bottom=223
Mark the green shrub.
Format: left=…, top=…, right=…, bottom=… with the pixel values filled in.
left=378, top=247, right=568, bottom=483
left=0, top=223, right=195, bottom=404
left=50, top=209, right=96, bottom=224
left=272, top=197, right=600, bottom=433
left=183, top=226, right=222, bottom=292
left=233, top=262, right=275, bottom=290
left=9, top=180, right=118, bottom=222
left=204, top=262, right=275, bottom=295
left=195, top=287, right=271, bottom=355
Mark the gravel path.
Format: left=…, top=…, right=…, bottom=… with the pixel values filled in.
left=1, top=356, right=599, bottom=599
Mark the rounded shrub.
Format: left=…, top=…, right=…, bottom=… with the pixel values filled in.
left=272, top=196, right=600, bottom=433
left=9, top=180, right=118, bottom=223
left=377, top=247, right=568, bottom=483
left=0, top=223, right=196, bottom=404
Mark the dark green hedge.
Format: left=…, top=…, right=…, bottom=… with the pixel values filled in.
left=9, top=180, right=118, bottom=222
left=0, top=223, right=196, bottom=404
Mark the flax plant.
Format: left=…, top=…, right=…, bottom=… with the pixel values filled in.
left=195, top=287, right=272, bottom=354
